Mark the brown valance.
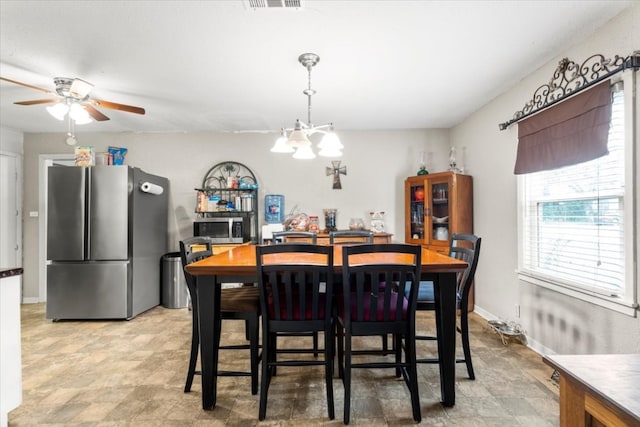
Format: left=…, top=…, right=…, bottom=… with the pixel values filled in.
left=514, top=80, right=612, bottom=175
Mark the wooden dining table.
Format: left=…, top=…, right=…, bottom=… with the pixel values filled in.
left=185, top=243, right=468, bottom=410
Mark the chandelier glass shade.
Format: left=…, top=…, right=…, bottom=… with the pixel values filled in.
left=292, top=144, right=316, bottom=160
left=270, top=130, right=295, bottom=153
left=271, top=53, right=343, bottom=159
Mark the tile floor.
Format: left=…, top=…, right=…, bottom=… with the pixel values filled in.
left=10, top=303, right=559, bottom=426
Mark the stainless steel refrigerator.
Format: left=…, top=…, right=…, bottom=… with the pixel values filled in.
left=46, top=165, right=168, bottom=320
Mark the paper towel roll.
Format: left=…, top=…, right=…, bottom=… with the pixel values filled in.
left=140, top=182, right=164, bottom=195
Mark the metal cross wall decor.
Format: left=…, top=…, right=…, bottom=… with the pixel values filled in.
left=326, top=160, right=347, bottom=189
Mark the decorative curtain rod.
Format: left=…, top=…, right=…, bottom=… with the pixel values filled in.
left=499, top=51, right=640, bottom=131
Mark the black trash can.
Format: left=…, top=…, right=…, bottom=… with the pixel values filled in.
left=161, top=252, right=189, bottom=309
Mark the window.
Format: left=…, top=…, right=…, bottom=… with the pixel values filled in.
left=518, top=79, right=637, bottom=314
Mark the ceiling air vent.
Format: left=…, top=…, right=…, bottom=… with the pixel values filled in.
left=246, top=0, right=302, bottom=9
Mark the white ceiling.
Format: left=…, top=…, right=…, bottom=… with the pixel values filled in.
left=0, top=0, right=635, bottom=136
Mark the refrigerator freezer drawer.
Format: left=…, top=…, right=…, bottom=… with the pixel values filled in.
left=46, top=262, right=130, bottom=320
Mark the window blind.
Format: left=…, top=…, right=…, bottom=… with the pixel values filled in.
left=521, top=88, right=624, bottom=295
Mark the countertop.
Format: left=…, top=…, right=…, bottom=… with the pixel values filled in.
left=0, top=268, right=23, bottom=279
left=543, top=353, right=640, bottom=423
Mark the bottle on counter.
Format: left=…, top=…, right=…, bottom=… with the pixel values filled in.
left=323, top=209, right=337, bottom=232
left=309, top=215, right=319, bottom=232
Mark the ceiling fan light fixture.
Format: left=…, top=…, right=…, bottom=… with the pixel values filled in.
left=69, top=102, right=92, bottom=124
left=46, top=103, right=69, bottom=120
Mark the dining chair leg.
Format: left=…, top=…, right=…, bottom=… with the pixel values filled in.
left=313, top=331, right=319, bottom=357
left=343, top=332, right=352, bottom=425
left=460, top=310, right=475, bottom=380
left=258, top=331, right=272, bottom=420
left=249, top=312, right=260, bottom=395
left=394, top=333, right=402, bottom=378
left=271, top=333, right=278, bottom=376
left=406, top=333, right=422, bottom=422
left=324, top=326, right=335, bottom=419
left=336, top=324, right=344, bottom=379
left=184, top=304, right=199, bottom=393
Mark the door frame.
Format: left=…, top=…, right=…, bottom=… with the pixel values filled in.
left=0, top=150, right=22, bottom=270
left=38, top=154, right=75, bottom=302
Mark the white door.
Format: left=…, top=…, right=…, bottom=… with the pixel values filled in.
left=0, top=154, right=19, bottom=268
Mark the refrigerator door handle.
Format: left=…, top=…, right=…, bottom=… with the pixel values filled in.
left=85, top=167, right=91, bottom=260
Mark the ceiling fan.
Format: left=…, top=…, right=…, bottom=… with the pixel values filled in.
left=0, top=76, right=146, bottom=122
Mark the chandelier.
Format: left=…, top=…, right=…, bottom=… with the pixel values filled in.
left=270, top=53, right=343, bottom=159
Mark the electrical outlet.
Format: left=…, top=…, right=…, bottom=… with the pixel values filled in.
left=515, top=304, right=521, bottom=318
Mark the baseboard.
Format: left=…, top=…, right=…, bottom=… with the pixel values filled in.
left=473, top=304, right=556, bottom=357
left=22, top=297, right=41, bottom=304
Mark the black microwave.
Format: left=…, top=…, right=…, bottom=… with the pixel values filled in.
left=193, top=217, right=249, bottom=244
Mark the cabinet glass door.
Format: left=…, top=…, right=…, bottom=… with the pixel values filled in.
left=430, top=180, right=450, bottom=242
left=408, top=183, right=425, bottom=241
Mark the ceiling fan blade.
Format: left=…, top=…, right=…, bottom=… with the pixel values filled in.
left=14, top=98, right=59, bottom=105
left=0, top=76, right=55, bottom=94
left=84, top=104, right=110, bottom=121
left=93, top=99, right=145, bottom=115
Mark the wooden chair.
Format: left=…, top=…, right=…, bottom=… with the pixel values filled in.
left=337, top=243, right=422, bottom=424
left=406, top=233, right=481, bottom=379
left=179, top=236, right=261, bottom=394
left=256, top=244, right=335, bottom=421
left=329, top=229, right=374, bottom=245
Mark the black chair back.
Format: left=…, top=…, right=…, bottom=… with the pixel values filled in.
left=257, top=243, right=333, bottom=326
left=179, top=236, right=213, bottom=291
left=450, top=233, right=481, bottom=309
left=341, top=243, right=421, bottom=332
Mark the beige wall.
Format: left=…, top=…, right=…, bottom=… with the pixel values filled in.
left=450, top=3, right=640, bottom=354
left=20, top=129, right=450, bottom=301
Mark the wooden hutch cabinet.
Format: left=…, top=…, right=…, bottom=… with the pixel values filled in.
left=405, top=171, right=474, bottom=310
left=404, top=171, right=473, bottom=253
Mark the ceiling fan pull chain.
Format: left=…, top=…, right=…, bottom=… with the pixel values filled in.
left=66, top=115, right=77, bottom=146
left=307, top=65, right=313, bottom=126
